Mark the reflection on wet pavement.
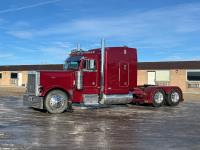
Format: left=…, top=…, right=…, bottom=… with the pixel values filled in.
left=0, top=96, right=200, bottom=150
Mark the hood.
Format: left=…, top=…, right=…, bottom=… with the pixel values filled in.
left=39, top=70, right=75, bottom=93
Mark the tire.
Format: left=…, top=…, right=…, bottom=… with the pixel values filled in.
left=152, top=89, right=165, bottom=107
left=166, top=89, right=181, bottom=106
left=44, top=90, right=68, bottom=114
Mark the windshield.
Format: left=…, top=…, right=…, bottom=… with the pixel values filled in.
left=64, top=56, right=82, bottom=70
left=65, top=61, right=80, bottom=70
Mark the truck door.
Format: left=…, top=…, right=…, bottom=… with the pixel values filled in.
left=82, top=59, right=99, bottom=93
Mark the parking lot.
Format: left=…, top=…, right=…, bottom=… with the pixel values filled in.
left=0, top=91, right=200, bottom=150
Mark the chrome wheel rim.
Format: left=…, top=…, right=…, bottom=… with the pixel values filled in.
left=171, top=92, right=180, bottom=103
left=154, top=92, right=164, bottom=104
left=50, top=94, right=65, bottom=110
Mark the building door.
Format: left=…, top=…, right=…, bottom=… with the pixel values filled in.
left=148, top=71, right=156, bottom=85
left=10, top=72, right=18, bottom=86
left=18, top=73, right=23, bottom=86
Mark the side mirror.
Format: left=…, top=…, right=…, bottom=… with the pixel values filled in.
left=75, top=70, right=83, bottom=90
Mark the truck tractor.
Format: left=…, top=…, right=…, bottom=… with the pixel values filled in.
left=23, top=40, right=183, bottom=113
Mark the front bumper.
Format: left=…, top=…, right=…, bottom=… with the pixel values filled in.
left=23, top=94, right=44, bottom=109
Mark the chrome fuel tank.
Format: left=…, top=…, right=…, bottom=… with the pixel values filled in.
left=100, top=94, right=133, bottom=105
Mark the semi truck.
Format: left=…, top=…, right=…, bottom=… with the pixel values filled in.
left=23, top=40, right=183, bottom=113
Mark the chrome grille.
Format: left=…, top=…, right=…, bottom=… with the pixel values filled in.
left=27, top=74, right=36, bottom=94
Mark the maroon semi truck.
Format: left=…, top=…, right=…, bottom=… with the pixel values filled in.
left=23, top=41, right=183, bottom=113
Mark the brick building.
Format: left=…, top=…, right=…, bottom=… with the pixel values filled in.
left=0, top=61, right=200, bottom=95
left=137, top=61, right=200, bottom=94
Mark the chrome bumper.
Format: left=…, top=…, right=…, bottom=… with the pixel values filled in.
left=23, top=94, right=44, bottom=109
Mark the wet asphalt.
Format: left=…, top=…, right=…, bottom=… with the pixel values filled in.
left=0, top=96, right=200, bottom=150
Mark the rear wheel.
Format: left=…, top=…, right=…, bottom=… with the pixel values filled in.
left=166, top=89, right=181, bottom=106
left=44, top=90, right=68, bottom=114
left=152, top=89, right=165, bottom=107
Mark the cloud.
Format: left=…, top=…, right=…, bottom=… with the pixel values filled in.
left=163, top=54, right=184, bottom=61
left=0, top=18, right=4, bottom=24
left=0, top=18, right=9, bottom=29
left=192, top=56, right=200, bottom=61
left=0, top=53, right=15, bottom=59
left=12, top=21, right=30, bottom=28
left=4, top=1, right=200, bottom=63
left=163, top=55, right=200, bottom=61
left=7, top=2, right=200, bottom=40
left=13, top=47, right=36, bottom=53
left=37, top=41, right=74, bottom=60
left=7, top=31, right=34, bottom=39
left=0, top=0, right=61, bottom=14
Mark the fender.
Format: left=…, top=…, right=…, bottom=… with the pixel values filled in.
left=142, top=86, right=183, bottom=103
left=40, top=85, right=73, bottom=100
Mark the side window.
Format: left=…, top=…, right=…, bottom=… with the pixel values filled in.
left=187, top=70, right=200, bottom=81
left=83, top=59, right=96, bottom=71
left=11, top=73, right=18, bottom=79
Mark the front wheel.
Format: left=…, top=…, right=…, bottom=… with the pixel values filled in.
left=152, top=89, right=165, bottom=107
left=166, top=89, right=181, bottom=106
left=44, top=90, right=68, bottom=114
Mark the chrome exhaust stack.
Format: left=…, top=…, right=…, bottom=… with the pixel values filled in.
left=77, top=43, right=81, bottom=51
left=100, top=39, right=105, bottom=99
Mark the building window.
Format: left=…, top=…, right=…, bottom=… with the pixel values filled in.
left=11, top=73, right=18, bottom=79
left=156, top=70, right=170, bottom=81
left=155, top=70, right=170, bottom=86
left=148, top=70, right=170, bottom=86
left=187, top=70, right=200, bottom=88
left=187, top=70, right=200, bottom=81
left=0, top=73, right=2, bottom=79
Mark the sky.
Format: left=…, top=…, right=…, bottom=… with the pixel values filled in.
left=0, top=0, right=200, bottom=65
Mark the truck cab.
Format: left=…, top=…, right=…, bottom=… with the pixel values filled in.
left=23, top=44, right=183, bottom=113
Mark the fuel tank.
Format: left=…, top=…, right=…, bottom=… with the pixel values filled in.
left=100, top=94, right=133, bottom=105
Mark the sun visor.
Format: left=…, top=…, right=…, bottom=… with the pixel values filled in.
left=66, top=56, right=83, bottom=61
